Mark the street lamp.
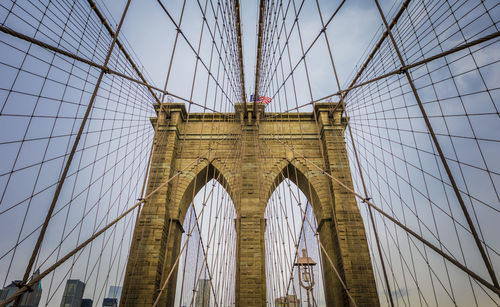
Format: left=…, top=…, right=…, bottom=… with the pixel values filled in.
left=295, top=248, right=316, bottom=307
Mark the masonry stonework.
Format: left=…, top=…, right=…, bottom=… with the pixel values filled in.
left=120, top=102, right=379, bottom=307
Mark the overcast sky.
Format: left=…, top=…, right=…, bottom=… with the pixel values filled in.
left=0, top=0, right=499, bottom=306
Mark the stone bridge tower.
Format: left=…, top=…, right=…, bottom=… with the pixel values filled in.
left=120, top=102, right=379, bottom=307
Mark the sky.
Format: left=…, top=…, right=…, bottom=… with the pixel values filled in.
left=91, top=1, right=500, bottom=305
left=0, top=0, right=499, bottom=306
left=99, top=0, right=398, bottom=109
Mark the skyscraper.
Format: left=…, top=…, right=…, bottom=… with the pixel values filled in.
left=0, top=283, right=17, bottom=307
left=106, top=286, right=121, bottom=302
left=80, top=299, right=93, bottom=307
left=102, top=298, right=117, bottom=307
left=60, top=280, right=85, bottom=307
left=195, top=279, right=210, bottom=307
left=0, top=270, right=42, bottom=307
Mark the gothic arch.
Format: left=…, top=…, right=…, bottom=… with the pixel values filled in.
left=122, top=103, right=379, bottom=307
left=264, top=158, right=351, bottom=306
left=264, top=158, right=333, bottom=223
left=175, top=160, right=237, bottom=224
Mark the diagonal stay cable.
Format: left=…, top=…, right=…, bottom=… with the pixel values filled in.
left=0, top=25, right=228, bottom=115
left=263, top=29, right=500, bottom=117
left=86, top=0, right=160, bottom=103
left=260, top=0, right=347, bottom=100
left=311, top=0, right=395, bottom=303
left=268, top=134, right=500, bottom=296
left=13, top=2, right=133, bottom=304
left=0, top=138, right=225, bottom=307
left=151, top=160, right=234, bottom=307
left=372, top=0, right=499, bottom=292
left=155, top=0, right=240, bottom=107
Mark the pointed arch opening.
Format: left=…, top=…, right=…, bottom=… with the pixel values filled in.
left=264, top=162, right=328, bottom=306
left=176, top=162, right=237, bottom=224
left=172, top=163, right=237, bottom=307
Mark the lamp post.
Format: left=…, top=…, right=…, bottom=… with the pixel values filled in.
left=294, top=248, right=316, bottom=307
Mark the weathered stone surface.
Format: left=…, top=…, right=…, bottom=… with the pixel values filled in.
left=120, top=103, right=379, bottom=307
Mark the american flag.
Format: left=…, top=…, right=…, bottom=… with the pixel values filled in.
left=259, top=96, right=271, bottom=105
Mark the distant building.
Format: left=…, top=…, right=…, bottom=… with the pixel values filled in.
left=0, top=283, right=16, bottom=307
left=0, top=283, right=17, bottom=307
left=102, top=298, right=117, bottom=307
left=275, top=295, right=301, bottom=307
left=195, top=279, right=210, bottom=307
left=80, top=299, right=92, bottom=307
left=107, top=286, right=121, bottom=302
left=60, top=280, right=85, bottom=307
left=0, top=269, right=42, bottom=307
